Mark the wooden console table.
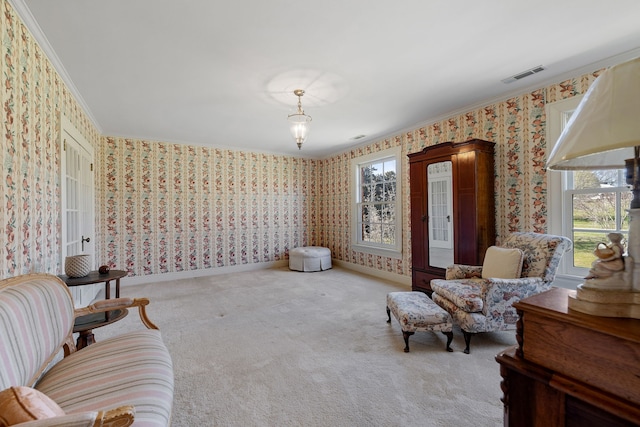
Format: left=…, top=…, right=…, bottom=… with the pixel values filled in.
left=496, top=287, right=640, bottom=427
left=58, top=269, right=128, bottom=349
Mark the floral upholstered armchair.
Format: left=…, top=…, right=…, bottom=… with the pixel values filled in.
left=431, top=232, right=572, bottom=354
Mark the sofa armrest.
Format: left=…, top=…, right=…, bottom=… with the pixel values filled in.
left=75, top=297, right=159, bottom=330
left=15, top=405, right=134, bottom=427
left=445, top=264, right=483, bottom=280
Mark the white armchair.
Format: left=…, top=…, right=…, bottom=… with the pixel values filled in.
left=431, top=232, right=572, bottom=353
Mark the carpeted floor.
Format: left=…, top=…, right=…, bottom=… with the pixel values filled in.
left=94, top=266, right=514, bottom=427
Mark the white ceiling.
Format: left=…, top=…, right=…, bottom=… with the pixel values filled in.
left=12, top=0, right=640, bottom=158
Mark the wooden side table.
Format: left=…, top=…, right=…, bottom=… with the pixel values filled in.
left=58, top=269, right=127, bottom=299
left=58, top=269, right=128, bottom=349
left=72, top=308, right=128, bottom=348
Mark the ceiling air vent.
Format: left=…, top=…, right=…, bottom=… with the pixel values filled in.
left=501, top=65, right=545, bottom=84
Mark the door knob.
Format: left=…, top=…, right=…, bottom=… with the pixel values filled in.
left=81, top=236, right=90, bottom=251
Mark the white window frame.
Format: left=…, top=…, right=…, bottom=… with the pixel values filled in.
left=351, top=146, right=402, bottom=259
left=547, top=96, right=630, bottom=286
left=547, top=96, right=582, bottom=282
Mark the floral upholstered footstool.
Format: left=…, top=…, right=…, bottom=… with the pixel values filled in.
left=386, top=291, right=453, bottom=352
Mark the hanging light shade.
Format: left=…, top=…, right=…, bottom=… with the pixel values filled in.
left=287, top=89, right=312, bottom=149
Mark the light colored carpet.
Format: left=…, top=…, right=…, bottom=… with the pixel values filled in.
left=94, top=266, right=514, bottom=427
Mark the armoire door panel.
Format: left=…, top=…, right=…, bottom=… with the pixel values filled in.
left=409, top=162, right=427, bottom=271
left=410, top=193, right=427, bottom=271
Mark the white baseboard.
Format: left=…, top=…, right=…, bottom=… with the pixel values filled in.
left=122, top=260, right=289, bottom=286
left=332, top=259, right=411, bottom=287
left=121, top=258, right=412, bottom=288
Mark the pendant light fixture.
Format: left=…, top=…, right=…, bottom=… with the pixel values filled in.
left=287, top=89, right=312, bottom=149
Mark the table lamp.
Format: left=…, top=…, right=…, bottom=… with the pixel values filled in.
left=546, top=56, right=640, bottom=318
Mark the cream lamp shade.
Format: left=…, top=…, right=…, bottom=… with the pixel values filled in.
left=546, top=56, right=640, bottom=171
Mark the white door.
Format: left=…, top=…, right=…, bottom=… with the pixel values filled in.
left=61, top=115, right=97, bottom=306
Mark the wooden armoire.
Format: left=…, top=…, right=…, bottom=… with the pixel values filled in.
left=408, top=139, right=495, bottom=294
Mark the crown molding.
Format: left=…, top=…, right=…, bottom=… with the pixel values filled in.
left=8, top=0, right=103, bottom=134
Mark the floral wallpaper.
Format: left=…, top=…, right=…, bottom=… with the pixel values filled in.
left=98, top=138, right=314, bottom=275
left=1, top=0, right=101, bottom=278
left=0, top=0, right=602, bottom=281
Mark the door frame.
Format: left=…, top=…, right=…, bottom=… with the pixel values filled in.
left=60, top=114, right=97, bottom=306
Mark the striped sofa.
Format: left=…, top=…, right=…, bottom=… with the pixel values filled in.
left=0, top=273, right=173, bottom=426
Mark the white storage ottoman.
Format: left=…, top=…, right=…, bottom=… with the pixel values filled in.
left=289, top=246, right=332, bottom=272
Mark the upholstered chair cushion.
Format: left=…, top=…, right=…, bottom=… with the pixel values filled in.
left=481, top=246, right=524, bottom=279
left=431, top=279, right=485, bottom=313
left=35, top=330, right=173, bottom=426
left=0, top=386, right=65, bottom=426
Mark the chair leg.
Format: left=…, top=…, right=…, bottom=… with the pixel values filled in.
left=402, top=331, right=414, bottom=352
left=386, top=306, right=391, bottom=323
left=442, top=331, right=453, bottom=352
left=462, top=330, right=474, bottom=354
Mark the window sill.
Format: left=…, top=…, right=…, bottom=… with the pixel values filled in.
left=552, top=273, right=583, bottom=290
left=352, top=244, right=402, bottom=260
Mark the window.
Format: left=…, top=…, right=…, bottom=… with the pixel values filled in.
left=352, top=147, right=402, bottom=258
left=564, top=170, right=630, bottom=275
left=547, top=97, right=630, bottom=277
